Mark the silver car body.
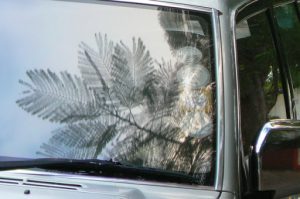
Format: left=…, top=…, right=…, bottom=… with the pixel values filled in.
left=0, top=0, right=288, bottom=198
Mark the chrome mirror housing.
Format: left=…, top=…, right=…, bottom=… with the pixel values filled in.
left=250, top=120, right=300, bottom=198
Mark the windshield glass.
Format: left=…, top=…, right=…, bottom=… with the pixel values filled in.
left=0, top=0, right=215, bottom=185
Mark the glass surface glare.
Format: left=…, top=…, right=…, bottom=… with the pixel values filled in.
left=0, top=0, right=215, bottom=185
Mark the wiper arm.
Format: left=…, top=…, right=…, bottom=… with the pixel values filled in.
left=0, top=158, right=200, bottom=184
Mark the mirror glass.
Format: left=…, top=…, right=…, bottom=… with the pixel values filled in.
left=261, top=129, right=300, bottom=198
left=281, top=193, right=300, bottom=199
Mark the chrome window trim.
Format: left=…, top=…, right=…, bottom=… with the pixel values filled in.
left=235, top=0, right=259, bottom=14
left=232, top=0, right=255, bottom=194
left=49, top=0, right=223, bottom=190
left=62, top=0, right=213, bottom=12
left=237, top=8, right=268, bottom=22
left=212, top=8, right=224, bottom=191
left=111, top=0, right=212, bottom=11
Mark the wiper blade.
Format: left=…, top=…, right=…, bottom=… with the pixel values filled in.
left=0, top=158, right=199, bottom=184
left=0, top=158, right=121, bottom=171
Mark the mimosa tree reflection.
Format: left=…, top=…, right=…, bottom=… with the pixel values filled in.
left=17, top=10, right=214, bottom=184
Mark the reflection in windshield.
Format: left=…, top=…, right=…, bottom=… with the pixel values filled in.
left=1, top=1, right=215, bottom=185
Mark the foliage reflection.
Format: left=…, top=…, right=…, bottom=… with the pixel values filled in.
left=16, top=8, right=215, bottom=184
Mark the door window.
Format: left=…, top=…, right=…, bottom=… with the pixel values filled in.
left=274, top=3, right=300, bottom=119
left=236, top=11, right=287, bottom=154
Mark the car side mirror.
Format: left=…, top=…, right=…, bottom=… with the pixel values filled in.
left=249, top=120, right=300, bottom=199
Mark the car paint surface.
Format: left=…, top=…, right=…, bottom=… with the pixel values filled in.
left=0, top=170, right=220, bottom=199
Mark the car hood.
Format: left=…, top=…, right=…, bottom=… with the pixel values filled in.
left=0, top=170, right=220, bottom=199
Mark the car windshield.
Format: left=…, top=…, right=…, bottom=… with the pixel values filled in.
left=0, top=0, right=216, bottom=185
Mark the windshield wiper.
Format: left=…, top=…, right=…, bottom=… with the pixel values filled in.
left=0, top=158, right=200, bottom=184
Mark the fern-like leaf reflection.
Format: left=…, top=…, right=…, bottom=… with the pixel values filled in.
left=17, top=31, right=214, bottom=184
